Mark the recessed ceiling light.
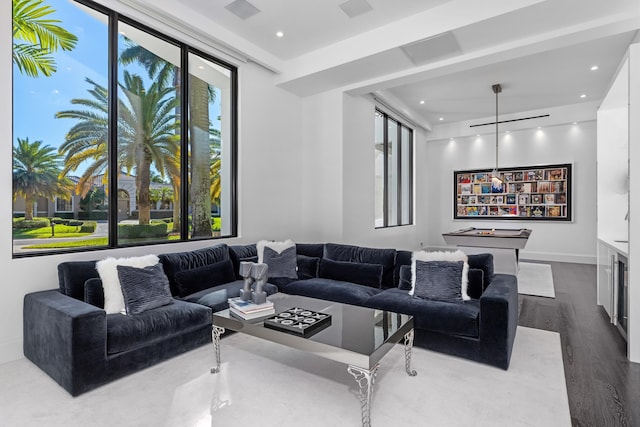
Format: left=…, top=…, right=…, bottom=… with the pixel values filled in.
left=590, top=65, right=599, bottom=71
left=573, top=122, right=578, bottom=125
left=580, top=94, right=587, bottom=98
left=198, top=65, right=204, bottom=70
left=276, top=31, right=284, bottom=38
left=439, top=117, right=444, bottom=121
left=419, top=100, right=425, bottom=104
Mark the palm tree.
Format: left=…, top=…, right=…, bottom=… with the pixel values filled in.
left=12, top=0, right=78, bottom=78
left=56, top=72, right=179, bottom=225
left=13, top=137, right=71, bottom=220
left=120, top=43, right=220, bottom=237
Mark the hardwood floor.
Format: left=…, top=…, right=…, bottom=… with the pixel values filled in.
left=518, top=261, right=640, bottom=427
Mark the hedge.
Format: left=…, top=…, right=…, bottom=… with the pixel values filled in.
left=118, top=223, right=168, bottom=238
left=79, top=221, right=97, bottom=233
left=13, top=218, right=50, bottom=229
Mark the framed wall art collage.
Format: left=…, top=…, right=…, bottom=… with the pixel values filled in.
left=454, top=163, right=572, bottom=221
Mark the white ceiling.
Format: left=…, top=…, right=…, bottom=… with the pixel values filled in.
left=130, top=0, right=639, bottom=128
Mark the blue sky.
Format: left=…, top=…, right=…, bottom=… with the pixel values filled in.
left=13, top=0, right=223, bottom=177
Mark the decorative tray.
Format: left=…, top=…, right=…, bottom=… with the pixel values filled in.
left=263, top=307, right=332, bottom=337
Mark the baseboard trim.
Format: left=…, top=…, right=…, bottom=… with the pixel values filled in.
left=427, top=245, right=596, bottom=265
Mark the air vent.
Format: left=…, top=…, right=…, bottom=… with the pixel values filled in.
left=225, top=0, right=261, bottom=20
left=400, top=32, right=461, bottom=65
left=339, top=0, right=373, bottom=19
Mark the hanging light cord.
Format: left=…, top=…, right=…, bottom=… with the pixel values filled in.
left=492, top=84, right=502, bottom=177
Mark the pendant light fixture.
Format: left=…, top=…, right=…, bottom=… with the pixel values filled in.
left=491, top=83, right=503, bottom=189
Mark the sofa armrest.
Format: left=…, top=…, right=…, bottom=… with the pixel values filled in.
left=24, top=289, right=107, bottom=395
left=478, top=274, right=518, bottom=369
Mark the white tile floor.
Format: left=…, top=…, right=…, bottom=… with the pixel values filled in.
left=0, top=326, right=570, bottom=427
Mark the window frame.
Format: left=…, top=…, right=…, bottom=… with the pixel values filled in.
left=375, top=108, right=413, bottom=228
left=12, top=0, right=238, bottom=258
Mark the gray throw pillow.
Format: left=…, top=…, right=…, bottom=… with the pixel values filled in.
left=413, top=260, right=464, bottom=303
left=263, top=246, right=298, bottom=278
left=117, top=263, right=174, bottom=315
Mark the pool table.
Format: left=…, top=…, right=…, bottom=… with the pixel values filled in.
left=442, top=227, right=532, bottom=274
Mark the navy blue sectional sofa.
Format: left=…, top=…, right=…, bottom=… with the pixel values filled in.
left=23, top=242, right=518, bottom=396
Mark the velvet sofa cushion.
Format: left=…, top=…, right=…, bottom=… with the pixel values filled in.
left=58, top=260, right=99, bottom=301
left=318, top=258, right=383, bottom=289
left=468, top=253, right=495, bottom=291
left=181, top=279, right=278, bottom=312
left=297, top=254, right=319, bottom=279
left=295, top=243, right=325, bottom=258
left=84, top=278, right=105, bottom=308
left=106, top=299, right=211, bottom=355
left=229, top=244, right=258, bottom=279
left=117, top=263, right=174, bottom=315
left=467, top=269, right=485, bottom=299
left=324, top=243, right=397, bottom=288
left=159, top=244, right=230, bottom=296
left=283, top=278, right=382, bottom=306
left=364, top=288, right=480, bottom=338
left=394, top=250, right=412, bottom=288
left=173, top=259, right=237, bottom=298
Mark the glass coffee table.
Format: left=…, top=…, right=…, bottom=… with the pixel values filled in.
left=211, top=293, right=417, bottom=427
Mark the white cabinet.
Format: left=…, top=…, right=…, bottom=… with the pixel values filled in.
left=597, top=241, right=615, bottom=318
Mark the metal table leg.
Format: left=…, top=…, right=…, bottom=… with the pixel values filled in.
left=347, top=364, right=379, bottom=427
left=210, top=325, right=225, bottom=374
left=404, top=329, right=418, bottom=376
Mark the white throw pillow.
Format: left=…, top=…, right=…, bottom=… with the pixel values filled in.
left=410, top=250, right=470, bottom=300
left=96, top=254, right=160, bottom=314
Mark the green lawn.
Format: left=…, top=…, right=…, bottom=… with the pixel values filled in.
left=22, top=234, right=181, bottom=249
left=13, top=224, right=94, bottom=239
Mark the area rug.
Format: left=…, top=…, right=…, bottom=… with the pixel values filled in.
left=0, top=327, right=570, bottom=427
left=518, top=262, right=555, bottom=298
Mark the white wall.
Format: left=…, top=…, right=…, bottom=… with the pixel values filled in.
left=341, top=95, right=428, bottom=251
left=425, top=111, right=598, bottom=264
left=0, top=2, right=305, bottom=364
left=298, top=92, right=429, bottom=251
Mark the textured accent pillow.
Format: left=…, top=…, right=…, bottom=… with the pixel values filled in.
left=413, top=260, right=465, bottom=303
left=257, top=240, right=298, bottom=278
left=318, top=258, right=383, bottom=288
left=96, top=254, right=160, bottom=314
left=116, top=263, right=174, bottom=315
left=173, top=259, right=237, bottom=297
left=411, top=250, right=470, bottom=300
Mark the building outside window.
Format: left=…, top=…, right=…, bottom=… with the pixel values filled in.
left=374, top=109, right=413, bottom=228
left=11, top=0, right=237, bottom=256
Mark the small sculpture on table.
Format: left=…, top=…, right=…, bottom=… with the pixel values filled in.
left=238, top=261, right=269, bottom=304
left=251, top=263, right=268, bottom=305
left=239, top=261, right=254, bottom=301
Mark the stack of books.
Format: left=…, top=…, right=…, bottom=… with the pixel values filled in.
left=228, top=297, right=275, bottom=320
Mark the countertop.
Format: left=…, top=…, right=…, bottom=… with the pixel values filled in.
left=598, top=236, right=629, bottom=257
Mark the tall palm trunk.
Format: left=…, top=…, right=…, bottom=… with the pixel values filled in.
left=137, top=150, right=152, bottom=225
left=189, top=76, right=211, bottom=237
left=172, top=68, right=181, bottom=232
left=24, top=195, right=34, bottom=221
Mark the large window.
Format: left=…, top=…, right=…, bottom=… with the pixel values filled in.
left=12, top=0, right=237, bottom=256
left=374, top=109, right=413, bottom=228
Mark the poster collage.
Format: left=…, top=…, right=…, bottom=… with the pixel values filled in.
left=454, top=164, right=571, bottom=220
